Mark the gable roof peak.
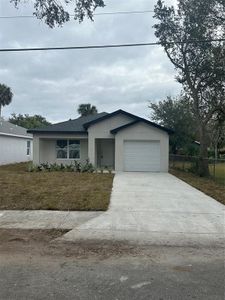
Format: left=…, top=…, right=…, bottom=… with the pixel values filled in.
left=83, top=109, right=136, bottom=129
left=27, top=112, right=108, bottom=134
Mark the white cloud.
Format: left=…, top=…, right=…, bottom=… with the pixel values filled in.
left=0, top=0, right=181, bottom=122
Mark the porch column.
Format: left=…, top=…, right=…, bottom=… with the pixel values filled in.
left=88, top=136, right=96, bottom=166
left=115, top=136, right=123, bottom=171
left=33, top=136, right=40, bottom=165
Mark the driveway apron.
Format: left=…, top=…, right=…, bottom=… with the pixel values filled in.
left=62, top=173, right=225, bottom=247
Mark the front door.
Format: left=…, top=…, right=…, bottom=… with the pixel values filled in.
left=97, top=139, right=115, bottom=169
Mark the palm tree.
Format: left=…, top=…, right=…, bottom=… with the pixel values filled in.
left=0, top=84, right=13, bottom=117
left=77, top=103, right=98, bottom=117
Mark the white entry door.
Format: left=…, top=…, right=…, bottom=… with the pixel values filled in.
left=124, top=141, right=160, bottom=172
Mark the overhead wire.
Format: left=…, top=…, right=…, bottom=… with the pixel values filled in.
left=0, top=39, right=224, bottom=53
left=0, top=10, right=155, bottom=19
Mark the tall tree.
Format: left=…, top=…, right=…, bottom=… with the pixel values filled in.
left=9, top=114, right=51, bottom=129
left=149, top=96, right=197, bottom=154
left=10, top=0, right=105, bottom=28
left=208, top=111, right=225, bottom=159
left=77, top=104, right=98, bottom=117
left=0, top=84, right=13, bottom=117
left=154, top=0, right=225, bottom=176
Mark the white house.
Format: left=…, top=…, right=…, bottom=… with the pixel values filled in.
left=28, top=110, right=173, bottom=172
left=0, top=118, right=33, bottom=165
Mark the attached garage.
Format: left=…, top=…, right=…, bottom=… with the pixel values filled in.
left=124, top=140, right=160, bottom=172
left=111, top=118, right=171, bottom=172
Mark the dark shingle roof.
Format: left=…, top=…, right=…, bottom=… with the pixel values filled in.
left=0, top=118, right=32, bottom=138
left=27, top=109, right=173, bottom=135
left=84, top=109, right=173, bottom=134
left=27, top=112, right=108, bottom=134
left=110, top=119, right=174, bottom=135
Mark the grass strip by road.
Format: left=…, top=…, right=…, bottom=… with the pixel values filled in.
left=170, top=169, right=225, bottom=205
left=0, top=163, right=114, bottom=211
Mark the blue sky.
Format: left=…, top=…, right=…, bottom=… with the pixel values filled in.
left=0, top=0, right=180, bottom=122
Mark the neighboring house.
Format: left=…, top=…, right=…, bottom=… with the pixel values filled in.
left=28, top=109, right=173, bottom=172
left=0, top=118, right=33, bottom=165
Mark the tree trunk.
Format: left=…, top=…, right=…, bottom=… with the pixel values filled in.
left=0, top=104, right=1, bottom=117
left=198, top=124, right=209, bottom=177
left=215, top=143, right=218, bottom=160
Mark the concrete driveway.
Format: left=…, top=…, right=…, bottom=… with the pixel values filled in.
left=62, top=173, right=225, bottom=247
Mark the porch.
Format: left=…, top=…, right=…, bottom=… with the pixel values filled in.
left=95, top=138, right=115, bottom=169
left=33, top=135, right=88, bottom=165
left=33, top=135, right=115, bottom=169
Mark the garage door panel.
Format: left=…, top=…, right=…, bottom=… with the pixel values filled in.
left=124, top=141, right=160, bottom=172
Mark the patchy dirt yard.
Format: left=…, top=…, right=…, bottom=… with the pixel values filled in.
left=0, top=163, right=114, bottom=211
left=0, top=229, right=151, bottom=259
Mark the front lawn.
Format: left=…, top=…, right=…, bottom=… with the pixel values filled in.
left=170, top=169, right=225, bottom=205
left=209, top=163, right=225, bottom=186
left=0, top=163, right=114, bottom=211
left=170, top=161, right=225, bottom=186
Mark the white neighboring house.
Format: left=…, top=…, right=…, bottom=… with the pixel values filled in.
left=0, top=118, right=33, bottom=165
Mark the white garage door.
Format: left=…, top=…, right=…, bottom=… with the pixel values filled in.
left=124, top=141, right=160, bottom=172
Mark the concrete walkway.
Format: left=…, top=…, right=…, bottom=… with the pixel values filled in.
left=0, top=211, right=101, bottom=229
left=61, top=173, right=225, bottom=247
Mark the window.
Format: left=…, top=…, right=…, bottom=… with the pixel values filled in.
left=56, top=140, right=68, bottom=159
left=69, top=140, right=80, bottom=159
left=27, top=141, right=31, bottom=156
left=56, top=140, right=80, bottom=159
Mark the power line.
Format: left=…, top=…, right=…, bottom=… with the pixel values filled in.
left=0, top=42, right=157, bottom=52
left=0, top=39, right=224, bottom=53
left=0, top=10, right=154, bottom=19
left=95, top=10, right=154, bottom=15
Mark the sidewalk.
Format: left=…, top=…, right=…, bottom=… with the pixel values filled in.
left=0, top=173, right=224, bottom=248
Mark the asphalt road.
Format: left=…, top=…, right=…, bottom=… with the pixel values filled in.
left=0, top=244, right=224, bottom=300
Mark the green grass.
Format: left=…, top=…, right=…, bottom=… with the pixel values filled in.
left=170, top=169, right=225, bottom=205
left=209, top=163, right=225, bottom=185
left=170, top=161, right=225, bottom=186
left=0, top=162, right=114, bottom=211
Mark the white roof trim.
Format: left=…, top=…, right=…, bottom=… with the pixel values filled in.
left=0, top=132, right=33, bottom=139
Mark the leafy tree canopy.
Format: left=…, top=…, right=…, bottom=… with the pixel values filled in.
left=11, top=0, right=105, bottom=28
left=77, top=103, right=98, bottom=116
left=9, top=113, right=51, bottom=129
left=208, top=111, right=225, bottom=158
left=149, top=96, right=198, bottom=155
left=153, top=0, right=225, bottom=176
left=0, top=83, right=13, bottom=117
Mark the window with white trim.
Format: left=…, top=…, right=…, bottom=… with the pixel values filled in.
left=27, top=140, right=31, bottom=156
left=56, top=140, right=80, bottom=159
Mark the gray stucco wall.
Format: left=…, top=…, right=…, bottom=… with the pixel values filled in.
left=33, top=134, right=88, bottom=165
left=115, top=122, right=169, bottom=172
left=87, top=114, right=133, bottom=165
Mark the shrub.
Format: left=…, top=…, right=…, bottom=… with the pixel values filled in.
left=27, top=159, right=96, bottom=173
left=40, top=163, right=49, bottom=170
left=27, top=163, right=40, bottom=172
left=64, top=164, right=74, bottom=172
left=81, top=159, right=95, bottom=173
left=49, top=163, right=62, bottom=171
left=74, top=160, right=82, bottom=172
